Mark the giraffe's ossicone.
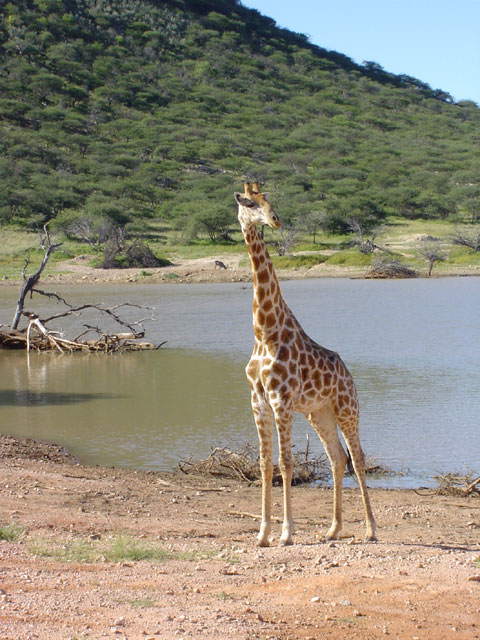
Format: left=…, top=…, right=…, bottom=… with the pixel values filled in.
left=236, top=182, right=376, bottom=546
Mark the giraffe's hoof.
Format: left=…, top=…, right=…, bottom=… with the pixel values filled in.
left=279, top=536, right=293, bottom=546
left=324, top=530, right=340, bottom=542
left=256, top=537, right=270, bottom=548
left=364, top=534, right=377, bottom=543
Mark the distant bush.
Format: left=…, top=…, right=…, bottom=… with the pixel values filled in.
left=101, top=237, right=172, bottom=269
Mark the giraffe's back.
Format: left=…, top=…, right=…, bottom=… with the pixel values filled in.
left=294, top=336, right=359, bottom=420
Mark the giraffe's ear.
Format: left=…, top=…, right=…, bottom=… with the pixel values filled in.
left=234, top=192, right=255, bottom=207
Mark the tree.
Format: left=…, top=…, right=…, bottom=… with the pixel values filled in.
left=0, top=0, right=480, bottom=244
left=347, top=217, right=383, bottom=254
left=11, top=224, right=62, bottom=330
left=4, top=226, right=158, bottom=352
left=302, top=210, right=325, bottom=244
left=451, top=227, right=480, bottom=252
left=452, top=183, right=480, bottom=223
left=276, top=224, right=298, bottom=256
left=194, top=207, right=234, bottom=242
left=417, top=243, right=447, bottom=277
left=53, top=209, right=114, bottom=247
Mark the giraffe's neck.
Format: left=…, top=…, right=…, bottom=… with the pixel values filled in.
left=242, top=223, right=287, bottom=342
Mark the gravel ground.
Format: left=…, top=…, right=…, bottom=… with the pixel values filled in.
left=0, top=434, right=479, bottom=640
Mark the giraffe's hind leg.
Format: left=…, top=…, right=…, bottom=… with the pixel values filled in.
left=339, top=421, right=377, bottom=542
left=307, top=406, right=348, bottom=540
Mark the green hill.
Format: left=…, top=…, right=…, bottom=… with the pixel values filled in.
left=1, top=0, right=479, bottom=243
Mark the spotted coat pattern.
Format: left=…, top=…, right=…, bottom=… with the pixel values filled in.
left=236, top=182, right=376, bottom=547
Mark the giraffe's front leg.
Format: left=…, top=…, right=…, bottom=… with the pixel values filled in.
left=251, top=395, right=274, bottom=547
left=274, top=404, right=295, bottom=546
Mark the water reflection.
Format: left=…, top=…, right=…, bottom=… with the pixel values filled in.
left=0, top=349, right=254, bottom=470
left=0, top=389, right=122, bottom=407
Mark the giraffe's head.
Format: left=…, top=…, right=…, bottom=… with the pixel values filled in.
left=235, top=182, right=281, bottom=230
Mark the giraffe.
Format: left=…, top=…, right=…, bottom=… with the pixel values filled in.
left=235, top=181, right=376, bottom=547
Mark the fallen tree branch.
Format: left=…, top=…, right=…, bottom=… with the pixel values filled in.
left=38, top=301, right=153, bottom=338
left=227, top=510, right=283, bottom=523
left=432, top=470, right=480, bottom=497
left=464, top=476, right=480, bottom=495
left=1, top=307, right=160, bottom=353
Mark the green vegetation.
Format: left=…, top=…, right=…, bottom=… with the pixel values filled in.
left=0, top=523, right=25, bottom=542
left=1, top=0, right=479, bottom=271
left=29, top=532, right=220, bottom=564
left=1, top=216, right=478, bottom=280
left=128, top=597, right=155, bottom=609
left=2, top=3, right=480, bottom=225
left=446, top=248, right=480, bottom=266
left=102, top=534, right=171, bottom=562
left=30, top=538, right=100, bottom=563
left=30, top=534, right=171, bottom=563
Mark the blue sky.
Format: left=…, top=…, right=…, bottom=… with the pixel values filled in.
left=242, top=0, right=479, bottom=104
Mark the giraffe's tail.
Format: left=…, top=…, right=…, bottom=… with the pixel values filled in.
left=346, top=451, right=355, bottom=476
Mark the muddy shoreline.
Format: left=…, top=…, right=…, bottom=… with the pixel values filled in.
left=1, top=433, right=479, bottom=639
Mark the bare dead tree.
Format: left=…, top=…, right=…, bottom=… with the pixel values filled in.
left=276, top=224, right=298, bottom=256
left=1, top=298, right=159, bottom=352
left=3, top=226, right=161, bottom=353
left=451, top=227, right=480, bottom=252
left=11, top=224, right=62, bottom=330
left=417, top=243, right=448, bottom=277
left=65, top=216, right=114, bottom=248
left=347, top=218, right=384, bottom=255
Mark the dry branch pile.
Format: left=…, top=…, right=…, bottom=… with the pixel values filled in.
left=2, top=296, right=160, bottom=353
left=0, top=324, right=157, bottom=353
left=432, top=471, right=480, bottom=497
left=366, top=257, right=417, bottom=279
left=178, top=442, right=329, bottom=485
